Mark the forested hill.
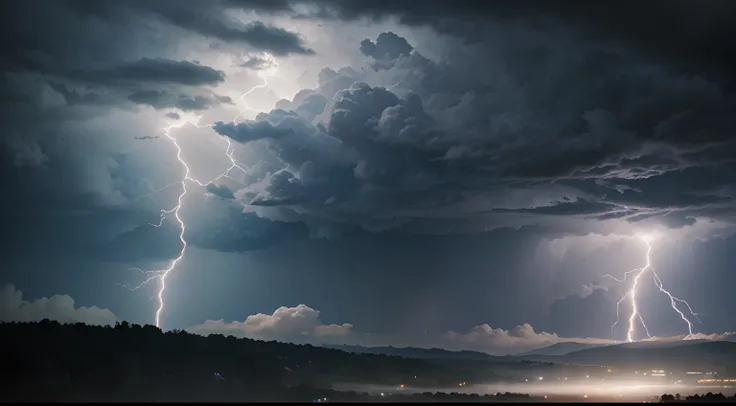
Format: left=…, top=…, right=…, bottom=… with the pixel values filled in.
left=1, top=320, right=506, bottom=402
left=326, top=344, right=500, bottom=361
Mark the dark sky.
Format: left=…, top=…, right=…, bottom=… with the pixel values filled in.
left=2, top=0, right=736, bottom=354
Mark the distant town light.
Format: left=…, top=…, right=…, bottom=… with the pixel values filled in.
left=698, top=379, right=736, bottom=383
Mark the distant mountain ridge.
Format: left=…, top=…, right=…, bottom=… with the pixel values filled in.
left=523, top=340, right=736, bottom=370
left=518, top=342, right=609, bottom=356
left=325, top=336, right=736, bottom=370
left=324, top=344, right=503, bottom=362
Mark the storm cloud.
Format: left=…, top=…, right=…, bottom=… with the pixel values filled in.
left=197, top=30, right=736, bottom=242
left=2, top=1, right=735, bottom=343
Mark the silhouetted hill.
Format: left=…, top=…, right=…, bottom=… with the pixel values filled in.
left=531, top=340, right=736, bottom=371
left=326, top=344, right=505, bottom=362
left=660, top=392, right=736, bottom=403
left=518, top=342, right=609, bottom=356
left=1, top=320, right=518, bottom=402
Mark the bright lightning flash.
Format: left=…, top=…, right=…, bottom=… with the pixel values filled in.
left=124, top=56, right=279, bottom=329
left=604, top=234, right=701, bottom=342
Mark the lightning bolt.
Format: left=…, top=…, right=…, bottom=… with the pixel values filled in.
left=232, top=76, right=268, bottom=124
left=604, top=237, right=701, bottom=342
left=143, top=126, right=249, bottom=329
left=122, top=66, right=273, bottom=329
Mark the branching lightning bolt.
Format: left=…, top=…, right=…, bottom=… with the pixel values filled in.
left=604, top=237, right=701, bottom=342
left=122, top=66, right=273, bottom=329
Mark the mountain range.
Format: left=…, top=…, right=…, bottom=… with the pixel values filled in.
left=518, top=342, right=608, bottom=356
left=524, top=340, right=736, bottom=369
left=323, top=344, right=503, bottom=362
left=330, top=338, right=736, bottom=371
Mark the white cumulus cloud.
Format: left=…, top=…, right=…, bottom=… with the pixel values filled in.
left=439, top=323, right=619, bottom=355
left=0, top=284, right=117, bottom=326
left=187, top=304, right=353, bottom=344
left=187, top=304, right=621, bottom=355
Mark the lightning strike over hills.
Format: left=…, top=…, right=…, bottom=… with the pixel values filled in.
left=604, top=236, right=701, bottom=342
left=122, top=56, right=278, bottom=328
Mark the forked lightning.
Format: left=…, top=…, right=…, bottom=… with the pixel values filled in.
left=604, top=236, right=701, bottom=342
left=121, top=63, right=273, bottom=328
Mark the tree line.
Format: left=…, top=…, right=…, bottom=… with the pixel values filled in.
left=1, top=320, right=524, bottom=402
left=660, top=392, right=736, bottom=403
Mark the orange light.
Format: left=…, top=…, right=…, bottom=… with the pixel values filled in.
left=400, top=384, right=405, bottom=388
left=697, top=379, right=736, bottom=383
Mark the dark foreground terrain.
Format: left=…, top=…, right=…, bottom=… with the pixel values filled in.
left=660, top=393, right=736, bottom=403
left=1, top=320, right=538, bottom=402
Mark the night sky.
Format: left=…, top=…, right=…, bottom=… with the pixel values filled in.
left=2, top=0, right=736, bottom=355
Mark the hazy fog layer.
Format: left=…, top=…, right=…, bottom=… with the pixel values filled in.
left=335, top=381, right=736, bottom=400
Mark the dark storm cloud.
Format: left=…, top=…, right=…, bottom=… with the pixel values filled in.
left=494, top=199, right=621, bottom=217
left=360, top=32, right=414, bottom=64
left=2, top=0, right=735, bottom=342
left=304, top=0, right=736, bottom=81
left=206, top=183, right=236, bottom=200
left=240, top=56, right=277, bottom=70
left=94, top=196, right=304, bottom=262
left=275, top=91, right=329, bottom=121
left=4, top=0, right=734, bottom=250
left=190, top=212, right=307, bottom=253
left=204, top=30, right=736, bottom=241
left=85, top=58, right=225, bottom=87
left=128, top=90, right=232, bottom=112
left=0, top=1, right=236, bottom=124
left=31, top=58, right=230, bottom=112
left=213, top=120, right=297, bottom=143
left=627, top=212, right=698, bottom=229
left=0, top=1, right=241, bottom=201
left=63, top=0, right=314, bottom=56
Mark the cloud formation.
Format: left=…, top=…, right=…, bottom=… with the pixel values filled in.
left=303, top=0, right=736, bottom=81
left=61, top=0, right=314, bottom=56
left=188, top=302, right=736, bottom=355
left=439, top=323, right=616, bottom=354
left=192, top=28, right=736, bottom=245
left=2, top=1, right=736, bottom=340
left=0, top=284, right=116, bottom=326
left=188, top=304, right=354, bottom=344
